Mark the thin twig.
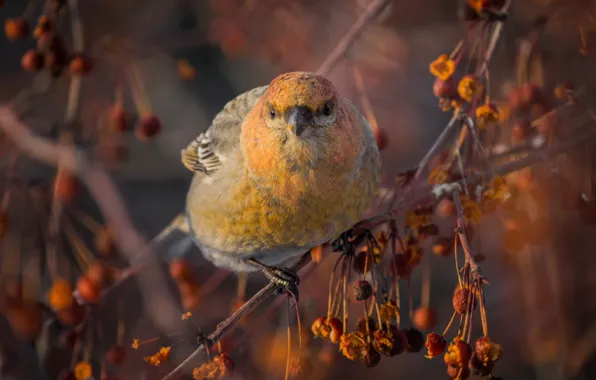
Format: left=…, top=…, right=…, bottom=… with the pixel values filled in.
left=316, top=0, right=391, bottom=76
left=452, top=191, right=486, bottom=284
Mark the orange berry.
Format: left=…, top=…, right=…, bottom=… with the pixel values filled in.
left=135, top=114, right=162, bottom=141
left=48, top=278, right=74, bottom=311
left=86, top=263, right=108, bottom=287
left=412, top=307, right=437, bottom=330
left=425, top=332, right=447, bottom=358
left=4, top=18, right=29, bottom=41
left=69, top=54, right=93, bottom=75
left=21, top=49, right=44, bottom=72
left=76, top=276, right=100, bottom=304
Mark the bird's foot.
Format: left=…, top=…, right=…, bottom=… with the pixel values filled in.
left=247, top=259, right=300, bottom=301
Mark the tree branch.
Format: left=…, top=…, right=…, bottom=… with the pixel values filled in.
left=316, top=0, right=391, bottom=76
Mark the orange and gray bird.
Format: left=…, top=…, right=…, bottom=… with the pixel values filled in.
left=180, top=71, right=381, bottom=296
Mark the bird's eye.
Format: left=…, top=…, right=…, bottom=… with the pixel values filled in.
left=322, top=102, right=333, bottom=116
left=269, top=107, right=276, bottom=119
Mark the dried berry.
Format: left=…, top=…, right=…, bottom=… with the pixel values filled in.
left=372, top=326, right=406, bottom=356
left=452, top=288, right=474, bottom=315
left=379, top=300, right=399, bottom=322
left=469, top=353, right=494, bottom=376
left=444, top=339, right=473, bottom=368
left=339, top=332, right=368, bottom=361
left=362, top=345, right=381, bottom=368
left=311, top=317, right=343, bottom=343
left=425, top=332, right=447, bottom=358
left=447, top=365, right=471, bottom=379
left=353, top=280, right=373, bottom=301
left=475, top=336, right=502, bottom=363
left=412, top=307, right=437, bottom=330
left=405, top=328, right=424, bottom=353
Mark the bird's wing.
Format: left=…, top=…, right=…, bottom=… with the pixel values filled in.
left=181, top=85, right=268, bottom=174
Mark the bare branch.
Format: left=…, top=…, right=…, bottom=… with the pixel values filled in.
left=316, top=0, right=391, bottom=76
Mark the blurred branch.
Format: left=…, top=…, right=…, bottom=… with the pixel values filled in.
left=316, top=0, right=391, bottom=76
left=0, top=108, right=185, bottom=339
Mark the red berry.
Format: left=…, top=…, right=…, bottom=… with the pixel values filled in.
left=21, top=50, right=44, bottom=72
left=69, top=54, right=93, bottom=75
left=135, top=114, right=162, bottom=141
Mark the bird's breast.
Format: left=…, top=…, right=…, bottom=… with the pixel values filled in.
left=189, top=164, right=378, bottom=254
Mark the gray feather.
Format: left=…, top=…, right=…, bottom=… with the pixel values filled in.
left=181, top=86, right=268, bottom=175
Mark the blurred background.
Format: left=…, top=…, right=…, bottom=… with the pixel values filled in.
left=1, top=0, right=596, bottom=379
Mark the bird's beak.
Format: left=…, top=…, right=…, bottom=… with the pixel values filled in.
left=286, top=106, right=312, bottom=137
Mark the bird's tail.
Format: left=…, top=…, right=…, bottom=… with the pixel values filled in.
left=151, top=213, right=195, bottom=260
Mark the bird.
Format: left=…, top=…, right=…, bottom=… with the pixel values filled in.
left=180, top=71, right=381, bottom=297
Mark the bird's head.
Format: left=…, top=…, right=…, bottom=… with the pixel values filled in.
left=241, top=72, right=363, bottom=181
left=262, top=71, right=339, bottom=139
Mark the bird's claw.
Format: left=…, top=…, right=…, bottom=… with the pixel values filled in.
left=247, top=259, right=300, bottom=301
